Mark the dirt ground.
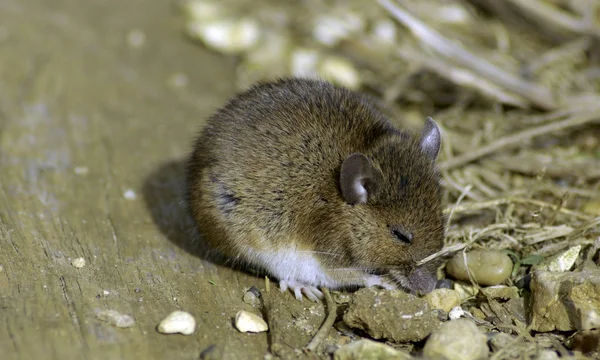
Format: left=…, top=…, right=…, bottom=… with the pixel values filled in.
left=0, top=0, right=284, bottom=359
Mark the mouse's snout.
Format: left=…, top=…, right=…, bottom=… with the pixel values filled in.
left=406, top=263, right=439, bottom=296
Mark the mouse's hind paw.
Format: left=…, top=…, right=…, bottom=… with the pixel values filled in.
left=279, top=280, right=324, bottom=302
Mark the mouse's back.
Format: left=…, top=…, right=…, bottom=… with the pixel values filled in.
left=187, top=78, right=401, bottom=234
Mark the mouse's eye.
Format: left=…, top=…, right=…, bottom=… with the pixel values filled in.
left=390, top=226, right=412, bottom=244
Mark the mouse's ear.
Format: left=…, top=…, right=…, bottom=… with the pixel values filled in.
left=340, top=153, right=382, bottom=205
left=419, top=117, right=441, bottom=161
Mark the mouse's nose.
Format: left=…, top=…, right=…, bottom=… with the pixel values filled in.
left=407, top=263, right=438, bottom=296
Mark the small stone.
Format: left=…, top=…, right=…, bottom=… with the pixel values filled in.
left=71, top=257, right=86, bottom=268
left=423, top=318, right=489, bottom=360
left=333, top=339, right=413, bottom=360
left=503, top=297, right=526, bottom=324
left=424, top=288, right=462, bottom=313
left=488, top=332, right=543, bottom=359
left=343, top=287, right=441, bottom=343
left=535, top=245, right=581, bottom=272
left=235, top=310, right=268, bottom=333
left=454, top=282, right=479, bottom=301
left=448, top=306, right=468, bottom=320
left=470, top=307, right=487, bottom=321
left=529, top=265, right=600, bottom=332
left=96, top=310, right=135, bottom=328
left=481, top=285, right=519, bottom=300
left=488, top=332, right=518, bottom=354
left=534, top=350, right=560, bottom=360
left=0, top=264, right=4, bottom=272
left=103, top=290, right=110, bottom=296
left=446, top=250, right=513, bottom=286
left=243, top=290, right=259, bottom=306
left=123, top=189, right=137, bottom=200
left=157, top=311, right=196, bottom=335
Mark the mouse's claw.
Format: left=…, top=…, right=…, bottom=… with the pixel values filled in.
left=279, top=280, right=324, bottom=302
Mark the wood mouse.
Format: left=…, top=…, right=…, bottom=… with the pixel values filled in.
left=186, top=78, right=446, bottom=301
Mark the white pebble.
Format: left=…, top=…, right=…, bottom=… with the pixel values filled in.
left=0, top=265, right=3, bottom=272
left=96, top=310, right=136, bottom=328
left=103, top=290, right=110, bottom=296
left=157, top=311, right=196, bottom=335
left=424, top=318, right=489, bottom=360
left=448, top=306, right=467, bottom=320
left=317, top=56, right=361, bottom=89
left=123, top=189, right=137, bottom=200
left=235, top=310, right=268, bottom=333
left=127, top=29, right=146, bottom=48
left=71, top=257, right=86, bottom=268
left=187, top=17, right=261, bottom=55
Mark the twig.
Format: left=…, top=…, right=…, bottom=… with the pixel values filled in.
left=446, top=184, right=473, bottom=230
left=377, top=0, right=556, bottom=109
left=305, top=287, right=336, bottom=352
left=438, top=111, right=600, bottom=171
left=544, top=191, right=569, bottom=226
left=505, top=0, right=598, bottom=36
left=526, top=37, right=590, bottom=74
left=397, top=46, right=528, bottom=108
left=445, top=197, right=591, bottom=221
left=417, top=243, right=467, bottom=266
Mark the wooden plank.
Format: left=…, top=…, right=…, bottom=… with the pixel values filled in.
left=0, top=0, right=273, bottom=358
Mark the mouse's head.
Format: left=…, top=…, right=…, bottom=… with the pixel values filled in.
left=339, top=117, right=446, bottom=295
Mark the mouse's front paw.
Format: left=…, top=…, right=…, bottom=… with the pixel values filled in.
left=279, top=280, right=324, bottom=302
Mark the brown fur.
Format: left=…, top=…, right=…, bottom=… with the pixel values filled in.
left=186, top=78, right=446, bottom=295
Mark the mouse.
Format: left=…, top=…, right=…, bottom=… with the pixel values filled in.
left=186, top=77, right=446, bottom=301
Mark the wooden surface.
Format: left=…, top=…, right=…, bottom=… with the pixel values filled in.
left=0, top=0, right=281, bottom=358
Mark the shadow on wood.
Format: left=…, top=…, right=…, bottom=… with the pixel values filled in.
left=142, top=158, right=208, bottom=258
